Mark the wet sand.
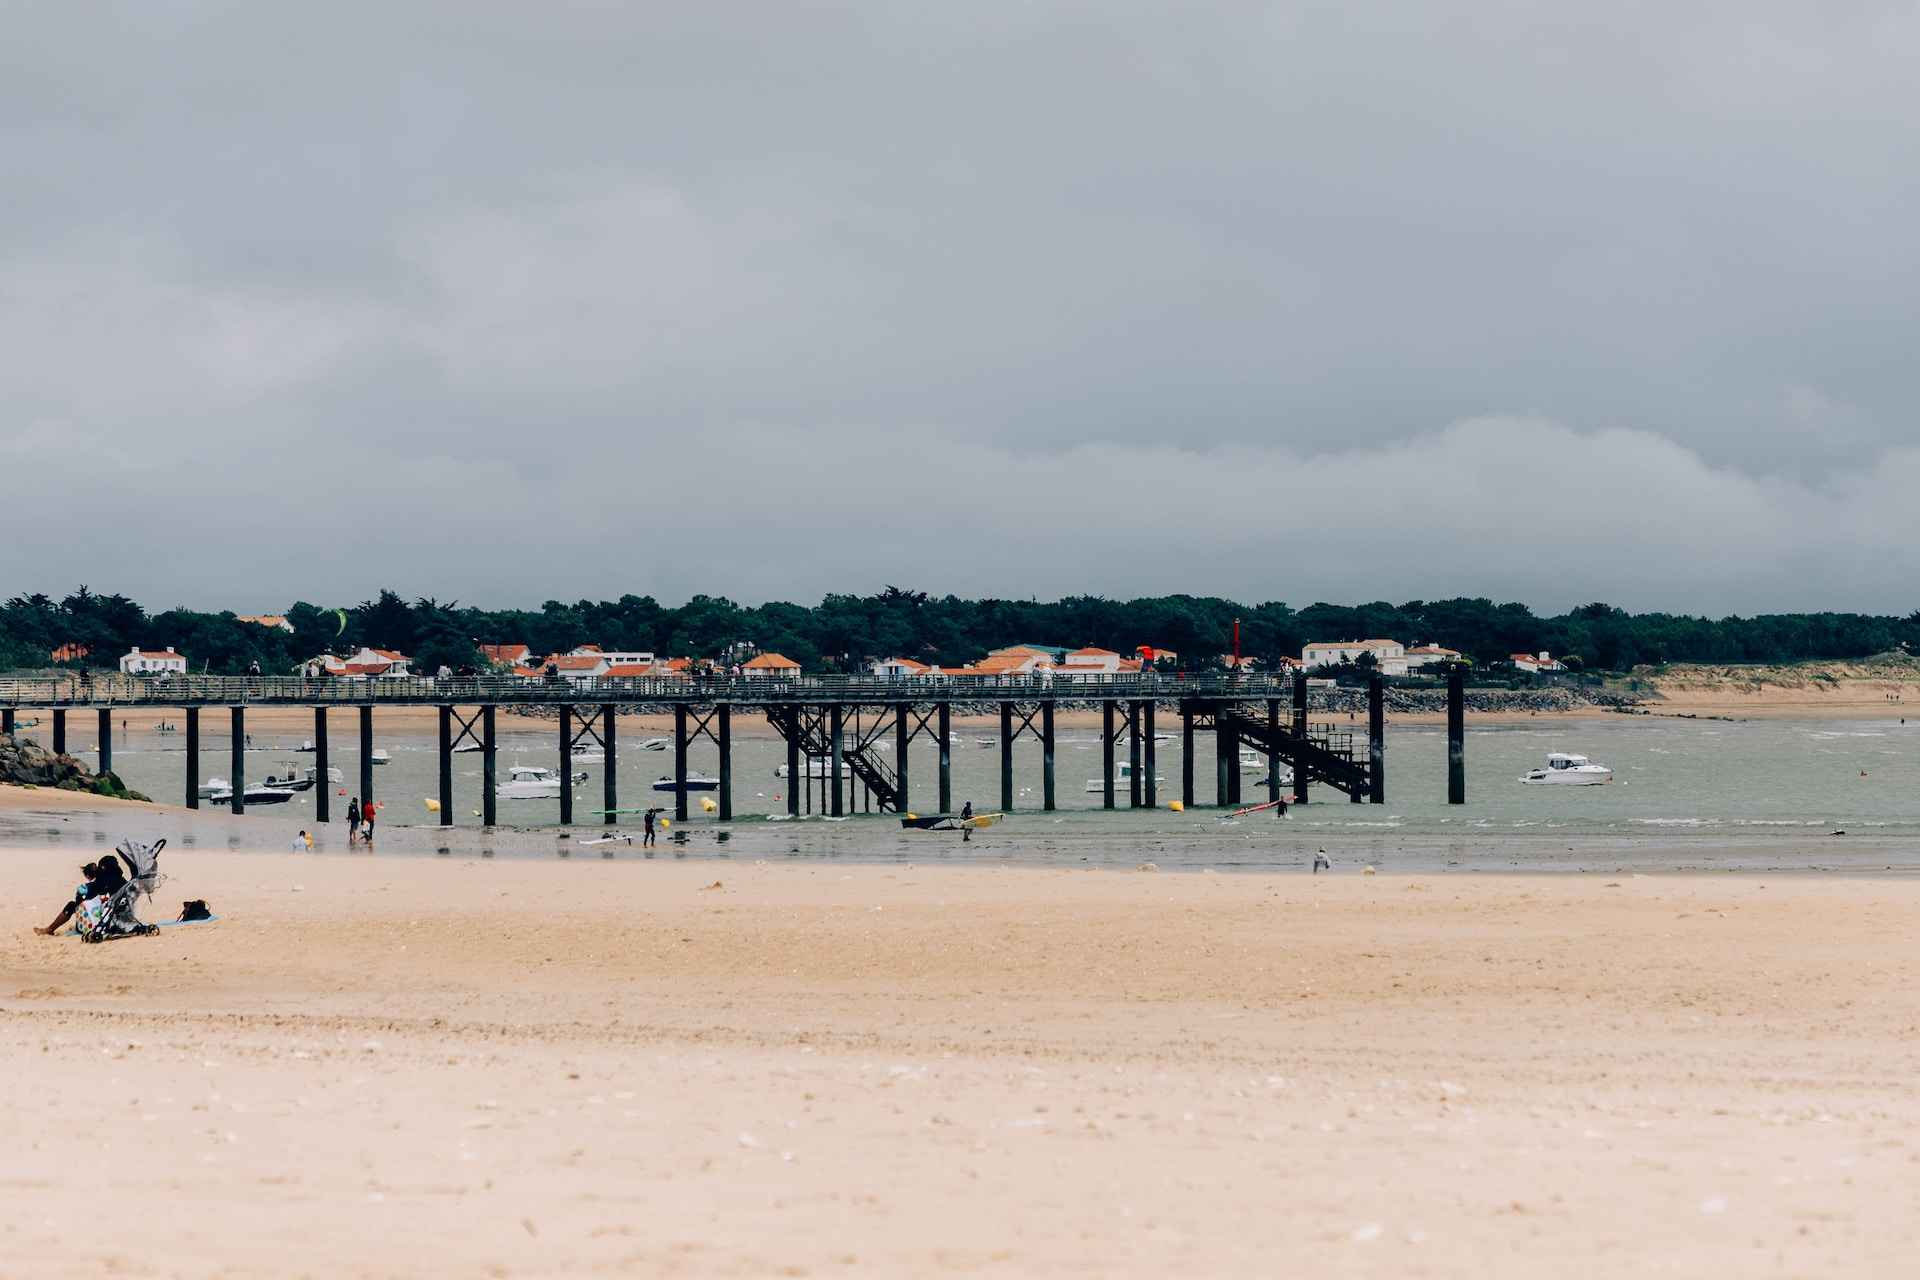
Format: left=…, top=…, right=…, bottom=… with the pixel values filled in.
left=4, top=808, right=1918, bottom=1276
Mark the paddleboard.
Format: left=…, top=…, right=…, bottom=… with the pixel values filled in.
left=1224, top=798, right=1290, bottom=819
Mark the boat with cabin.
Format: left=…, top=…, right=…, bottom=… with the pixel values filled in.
left=1084, top=760, right=1166, bottom=793
left=1520, top=753, right=1613, bottom=785
left=496, top=765, right=581, bottom=800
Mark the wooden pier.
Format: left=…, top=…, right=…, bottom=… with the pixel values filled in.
left=1, top=669, right=1470, bottom=824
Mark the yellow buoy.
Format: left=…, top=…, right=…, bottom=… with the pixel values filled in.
left=700, top=796, right=718, bottom=813
left=660, top=818, right=671, bottom=829
left=423, top=798, right=440, bottom=813
left=1168, top=800, right=1184, bottom=813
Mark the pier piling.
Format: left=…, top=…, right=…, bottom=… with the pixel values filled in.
left=558, top=705, right=574, bottom=826
left=1266, top=699, right=1281, bottom=807
left=937, top=702, right=952, bottom=812
left=1041, top=702, right=1056, bottom=811
left=1180, top=703, right=1195, bottom=807
left=717, top=703, right=732, bottom=821
left=314, top=708, right=329, bottom=823
left=53, top=708, right=65, bottom=756
left=358, top=705, right=374, bottom=807
left=230, top=707, right=246, bottom=816
left=1367, top=674, right=1386, bottom=804
left=603, top=705, right=618, bottom=825
left=97, top=708, right=111, bottom=775
left=895, top=709, right=911, bottom=813
left=786, top=714, right=800, bottom=816
left=438, top=706, right=453, bottom=826
left=481, top=705, right=497, bottom=827
left=1215, top=720, right=1230, bottom=807
left=184, top=708, right=199, bottom=809
left=674, top=705, right=690, bottom=822
left=1447, top=666, right=1466, bottom=804
left=828, top=705, right=844, bottom=818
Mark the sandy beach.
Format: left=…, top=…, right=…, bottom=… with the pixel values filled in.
left=3, top=791, right=1917, bottom=1277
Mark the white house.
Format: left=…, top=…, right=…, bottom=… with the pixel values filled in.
left=1302, top=639, right=1407, bottom=675
left=872, top=657, right=931, bottom=678
left=584, top=648, right=654, bottom=668
left=120, top=646, right=187, bottom=675
left=742, top=653, right=801, bottom=679
left=1402, top=644, right=1463, bottom=672
left=1058, top=647, right=1123, bottom=678
left=1511, top=651, right=1565, bottom=674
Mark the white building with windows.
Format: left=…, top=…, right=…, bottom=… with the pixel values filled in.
left=1402, top=644, right=1463, bottom=672
left=1302, top=639, right=1407, bottom=675
left=119, top=646, right=187, bottom=675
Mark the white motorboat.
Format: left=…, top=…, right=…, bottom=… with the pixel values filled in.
left=1084, top=761, right=1166, bottom=793
left=975, top=737, right=996, bottom=748
left=1520, top=753, right=1613, bottom=785
left=452, top=741, right=483, bottom=754
left=637, top=738, right=669, bottom=751
left=370, top=749, right=393, bottom=766
left=198, top=776, right=230, bottom=800
left=497, top=765, right=571, bottom=800
left=294, top=740, right=316, bottom=753
left=262, top=765, right=315, bottom=793
left=653, top=774, right=720, bottom=792
left=307, top=765, right=344, bottom=785
left=209, top=783, right=298, bottom=806
left=775, top=758, right=853, bottom=779
left=570, top=744, right=605, bottom=764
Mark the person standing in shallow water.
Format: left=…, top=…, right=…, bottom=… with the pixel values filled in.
left=346, top=797, right=361, bottom=845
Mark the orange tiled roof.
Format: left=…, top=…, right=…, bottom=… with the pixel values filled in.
left=742, top=653, right=800, bottom=670
left=1068, top=647, right=1118, bottom=657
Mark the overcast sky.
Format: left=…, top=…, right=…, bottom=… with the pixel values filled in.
left=5, top=2, right=1920, bottom=615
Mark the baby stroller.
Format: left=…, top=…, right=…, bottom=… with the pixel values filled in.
left=80, top=837, right=165, bottom=943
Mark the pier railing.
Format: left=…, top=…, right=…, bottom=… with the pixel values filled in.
left=0, top=671, right=1304, bottom=709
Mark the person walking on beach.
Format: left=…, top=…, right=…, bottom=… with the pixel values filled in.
left=643, top=808, right=658, bottom=847
left=346, top=797, right=361, bottom=845
left=960, top=800, right=974, bottom=843
left=362, top=801, right=377, bottom=847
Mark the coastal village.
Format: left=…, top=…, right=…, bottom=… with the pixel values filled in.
left=92, top=625, right=1572, bottom=685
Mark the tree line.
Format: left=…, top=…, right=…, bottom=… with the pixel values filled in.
left=4, top=586, right=1917, bottom=677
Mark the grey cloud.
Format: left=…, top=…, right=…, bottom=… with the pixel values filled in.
left=4, top=3, right=1920, bottom=610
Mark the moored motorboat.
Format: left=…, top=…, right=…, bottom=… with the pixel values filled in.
left=775, top=758, right=852, bottom=779
left=209, top=784, right=298, bottom=806
left=653, top=774, right=720, bottom=792
left=497, top=765, right=573, bottom=799
left=370, top=749, right=393, bottom=766
left=1520, top=753, right=1612, bottom=785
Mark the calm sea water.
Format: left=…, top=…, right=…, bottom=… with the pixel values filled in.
left=7, top=716, right=1917, bottom=873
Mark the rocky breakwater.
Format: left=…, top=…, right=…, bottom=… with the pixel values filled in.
left=0, top=735, right=149, bottom=801
left=1316, top=685, right=1639, bottom=716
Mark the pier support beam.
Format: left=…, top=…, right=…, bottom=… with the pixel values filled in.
left=1, top=709, right=11, bottom=736
left=1102, top=702, right=1116, bottom=810
left=230, top=707, right=246, bottom=816
left=603, top=705, right=618, bottom=826
left=674, top=705, right=690, bottom=822
left=438, top=706, right=453, bottom=826
left=1041, top=702, right=1056, bottom=811
left=52, top=709, right=65, bottom=756
left=97, top=708, right=111, bottom=775
left=359, top=705, right=374, bottom=808
left=1292, top=671, right=1310, bottom=805
left=1368, top=673, right=1386, bottom=804
left=717, top=703, right=732, bottom=821
left=828, top=705, right=844, bottom=818
left=185, top=708, right=199, bottom=809
left=937, top=702, right=952, bottom=813
left=558, top=704, right=574, bottom=825
left=1128, top=704, right=1142, bottom=808
left=1142, top=702, right=1157, bottom=808
left=895, top=709, right=911, bottom=814
left=313, top=708, right=329, bottom=823
left=1447, top=666, right=1466, bottom=805
left=481, top=705, right=497, bottom=827
left=1000, top=701, right=1014, bottom=812
left=1180, top=704, right=1194, bottom=807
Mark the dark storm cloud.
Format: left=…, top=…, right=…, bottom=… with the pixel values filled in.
left=5, top=2, right=1920, bottom=613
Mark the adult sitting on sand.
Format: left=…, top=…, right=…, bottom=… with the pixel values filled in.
left=34, top=855, right=126, bottom=936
